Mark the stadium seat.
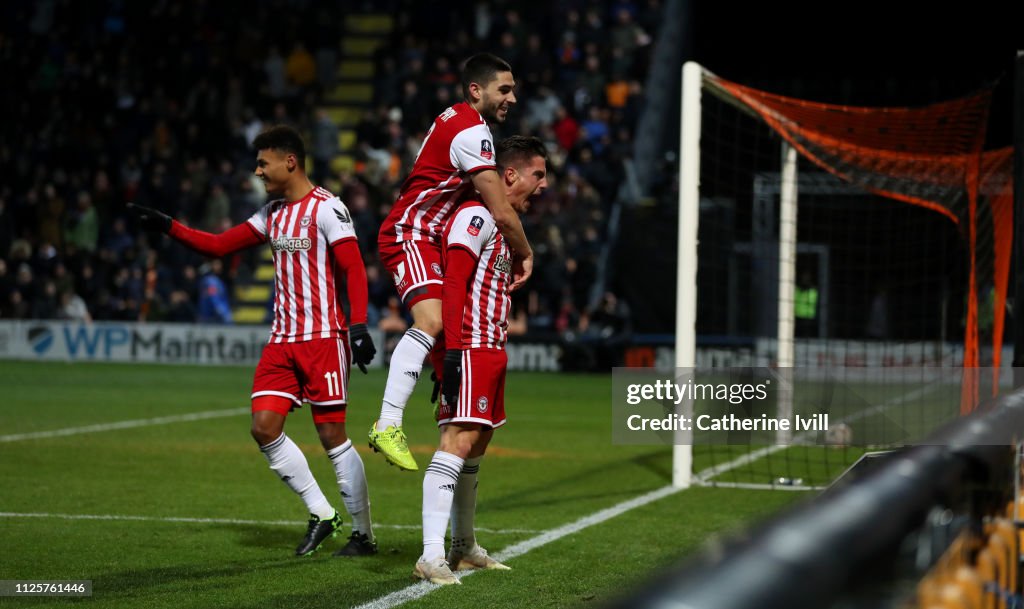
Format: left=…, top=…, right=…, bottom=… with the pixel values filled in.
left=938, top=581, right=974, bottom=609
left=953, top=566, right=984, bottom=609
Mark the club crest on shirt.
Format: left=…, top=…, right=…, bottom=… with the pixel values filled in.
left=300, top=215, right=312, bottom=227
left=467, top=216, right=484, bottom=236
left=480, top=139, right=493, bottom=160
left=431, top=262, right=444, bottom=278
left=476, top=396, right=488, bottom=413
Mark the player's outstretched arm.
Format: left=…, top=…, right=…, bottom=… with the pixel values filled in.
left=470, top=170, right=533, bottom=291
left=127, top=202, right=264, bottom=257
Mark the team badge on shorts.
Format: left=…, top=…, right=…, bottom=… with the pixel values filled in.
left=300, top=215, right=312, bottom=227
left=467, top=216, right=484, bottom=236
left=431, top=262, right=443, bottom=277
left=476, top=396, right=489, bottom=413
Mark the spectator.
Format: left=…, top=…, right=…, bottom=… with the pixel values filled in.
left=58, top=288, right=92, bottom=323
left=580, top=291, right=632, bottom=368
left=165, top=289, right=197, bottom=323
left=197, top=259, right=233, bottom=324
left=103, top=217, right=135, bottom=259
left=65, top=191, right=100, bottom=254
left=5, top=289, right=30, bottom=320
left=285, top=42, right=317, bottom=90
left=202, top=184, right=231, bottom=232
left=524, top=85, right=562, bottom=131
left=36, top=184, right=66, bottom=251
left=378, top=296, right=409, bottom=334
left=552, top=106, right=580, bottom=153
left=264, top=45, right=289, bottom=99
left=31, top=279, right=60, bottom=320
left=311, top=108, right=340, bottom=183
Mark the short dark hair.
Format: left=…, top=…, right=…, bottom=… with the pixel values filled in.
left=461, top=53, right=513, bottom=99
left=252, top=125, right=306, bottom=168
left=496, top=135, right=547, bottom=169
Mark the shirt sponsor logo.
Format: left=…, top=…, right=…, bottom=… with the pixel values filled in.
left=270, top=237, right=312, bottom=252
left=467, top=216, right=484, bottom=236
left=493, top=253, right=512, bottom=274
left=480, top=139, right=493, bottom=160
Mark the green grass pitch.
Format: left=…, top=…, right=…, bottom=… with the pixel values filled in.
left=0, top=361, right=806, bottom=608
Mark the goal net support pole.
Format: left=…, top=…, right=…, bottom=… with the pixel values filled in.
left=777, top=142, right=798, bottom=445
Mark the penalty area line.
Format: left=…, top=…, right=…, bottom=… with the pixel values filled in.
left=352, top=485, right=682, bottom=609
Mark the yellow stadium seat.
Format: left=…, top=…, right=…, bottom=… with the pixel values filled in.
left=953, top=566, right=984, bottom=609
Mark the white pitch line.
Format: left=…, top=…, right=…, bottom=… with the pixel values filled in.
left=0, top=512, right=539, bottom=535
left=0, top=408, right=250, bottom=443
left=352, top=485, right=682, bottom=609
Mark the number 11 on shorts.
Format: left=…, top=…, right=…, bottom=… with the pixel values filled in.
left=324, top=370, right=340, bottom=396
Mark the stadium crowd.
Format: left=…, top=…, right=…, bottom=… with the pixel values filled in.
left=0, top=0, right=652, bottom=352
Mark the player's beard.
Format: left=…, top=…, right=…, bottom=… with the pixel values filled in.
left=481, top=94, right=508, bottom=124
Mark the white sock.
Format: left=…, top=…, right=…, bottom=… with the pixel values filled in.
left=260, top=433, right=334, bottom=520
left=376, top=328, right=434, bottom=431
left=450, top=456, right=481, bottom=554
left=327, top=439, right=373, bottom=540
left=422, top=450, right=464, bottom=561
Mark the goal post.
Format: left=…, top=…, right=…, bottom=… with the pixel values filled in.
left=672, top=61, right=702, bottom=488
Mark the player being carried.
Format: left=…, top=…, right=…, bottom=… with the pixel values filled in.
left=415, top=136, right=548, bottom=584
left=128, top=125, right=379, bottom=558
left=370, top=53, right=533, bottom=472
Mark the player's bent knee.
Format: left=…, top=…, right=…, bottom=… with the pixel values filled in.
left=250, top=397, right=290, bottom=445
left=250, top=420, right=282, bottom=446
left=410, top=300, right=443, bottom=337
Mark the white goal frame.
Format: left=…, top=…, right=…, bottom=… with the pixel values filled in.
left=673, top=62, right=800, bottom=488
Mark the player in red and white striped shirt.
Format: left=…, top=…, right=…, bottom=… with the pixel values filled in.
left=414, top=136, right=548, bottom=585
left=370, top=53, right=535, bottom=473
left=127, top=125, right=379, bottom=558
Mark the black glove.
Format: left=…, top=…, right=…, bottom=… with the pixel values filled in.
left=349, top=323, right=376, bottom=374
left=441, top=349, right=463, bottom=408
left=126, top=202, right=172, bottom=233
left=430, top=371, right=441, bottom=404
